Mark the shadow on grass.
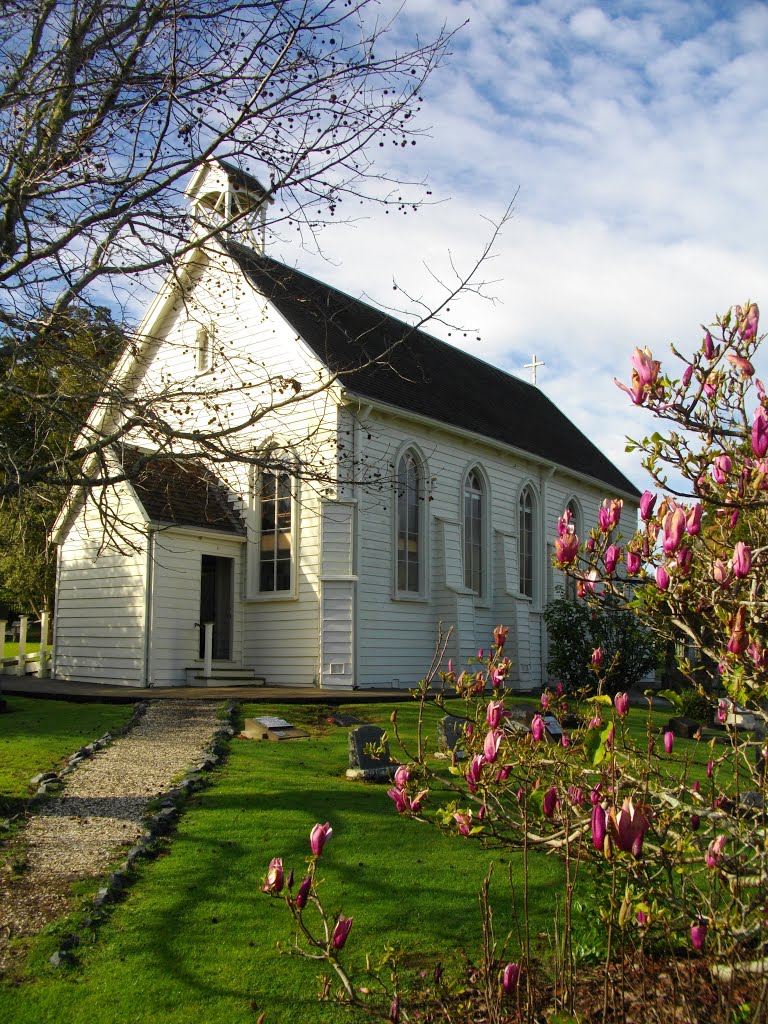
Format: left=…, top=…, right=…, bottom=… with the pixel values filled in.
left=94, top=778, right=562, bottom=1013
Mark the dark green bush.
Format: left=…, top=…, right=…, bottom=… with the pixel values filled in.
left=544, top=597, right=659, bottom=696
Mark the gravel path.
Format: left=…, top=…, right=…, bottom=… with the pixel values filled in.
left=0, top=700, right=222, bottom=977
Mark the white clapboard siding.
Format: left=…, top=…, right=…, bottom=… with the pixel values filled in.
left=54, top=488, right=148, bottom=686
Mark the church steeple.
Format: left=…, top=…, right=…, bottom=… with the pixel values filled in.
left=185, top=158, right=272, bottom=251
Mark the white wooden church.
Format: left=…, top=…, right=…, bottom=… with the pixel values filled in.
left=51, top=161, right=640, bottom=691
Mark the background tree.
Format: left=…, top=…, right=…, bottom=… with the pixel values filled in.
left=0, top=305, right=124, bottom=611
left=0, top=0, right=459, bottom=501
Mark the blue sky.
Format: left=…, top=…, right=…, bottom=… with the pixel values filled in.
left=276, top=0, right=768, bottom=492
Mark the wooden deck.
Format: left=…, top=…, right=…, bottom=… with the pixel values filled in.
left=0, top=673, right=423, bottom=705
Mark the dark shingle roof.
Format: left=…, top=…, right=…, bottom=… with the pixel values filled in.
left=227, top=243, right=640, bottom=498
left=216, top=158, right=269, bottom=198
left=120, top=446, right=245, bottom=535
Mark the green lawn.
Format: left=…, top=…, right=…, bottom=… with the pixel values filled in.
left=0, top=696, right=134, bottom=817
left=0, top=698, right=563, bottom=1024
left=0, top=695, right=745, bottom=1024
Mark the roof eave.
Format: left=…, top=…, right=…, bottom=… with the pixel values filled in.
left=339, top=389, right=640, bottom=504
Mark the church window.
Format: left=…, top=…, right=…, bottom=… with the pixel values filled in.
left=396, top=450, right=422, bottom=594
left=464, top=469, right=484, bottom=595
left=519, top=485, right=536, bottom=598
left=257, top=469, right=292, bottom=593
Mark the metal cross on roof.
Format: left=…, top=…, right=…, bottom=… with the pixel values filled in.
left=524, top=353, right=545, bottom=385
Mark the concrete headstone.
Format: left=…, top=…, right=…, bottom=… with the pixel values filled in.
left=437, top=715, right=466, bottom=754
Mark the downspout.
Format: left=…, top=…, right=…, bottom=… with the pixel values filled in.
left=142, top=528, right=156, bottom=688
left=540, top=466, right=557, bottom=686
left=351, top=402, right=372, bottom=689
left=51, top=544, right=63, bottom=678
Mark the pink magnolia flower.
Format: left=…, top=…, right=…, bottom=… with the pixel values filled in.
left=730, top=508, right=740, bottom=529
left=502, top=962, right=521, bottom=994
left=706, top=758, right=714, bottom=778
left=555, top=681, right=564, bottom=697
left=486, top=700, right=504, bottom=729
left=632, top=346, right=660, bottom=387
left=706, top=834, right=727, bottom=870
left=604, top=543, right=622, bottom=574
left=609, top=798, right=651, bottom=858
left=388, top=787, right=409, bottom=814
left=616, top=348, right=661, bottom=405
left=295, top=876, right=312, bottom=910
left=332, top=915, right=353, bottom=950
left=590, top=783, right=602, bottom=805
left=591, top=646, right=604, bottom=668
left=598, top=498, right=623, bottom=532
left=614, top=692, right=630, bottom=718
left=717, top=699, right=729, bottom=725
left=681, top=362, right=693, bottom=386
left=686, top=503, right=703, bottom=536
left=752, top=406, right=768, bottom=458
left=690, top=813, right=701, bottom=831
left=467, top=754, right=485, bottom=789
left=542, top=786, right=559, bottom=818
left=409, top=790, right=429, bottom=813
left=691, top=921, right=707, bottom=951
left=712, top=558, right=730, bottom=588
left=637, top=910, right=648, bottom=927
left=262, top=857, right=284, bottom=894
left=626, top=550, right=642, bottom=575
left=639, top=490, right=657, bottom=521
left=453, top=811, right=473, bottom=836
left=737, top=302, right=759, bottom=341
left=748, top=642, right=766, bottom=668
left=591, top=803, right=607, bottom=851
left=568, top=785, right=584, bottom=807
left=713, top=454, right=732, bottom=484
left=389, top=996, right=400, bottom=1024
left=662, top=508, right=686, bottom=554
left=588, top=715, right=602, bottom=729
left=554, top=531, right=579, bottom=565
left=540, top=692, right=551, bottom=710
left=731, top=541, right=752, bottom=579
left=727, top=606, right=748, bottom=655
left=664, top=731, right=674, bottom=754
left=394, top=765, right=410, bottom=790
left=725, top=352, right=755, bottom=376
left=530, top=714, right=546, bottom=742
left=674, top=546, right=693, bottom=575
left=483, top=728, right=503, bottom=763
left=310, top=821, right=333, bottom=857
left=656, top=565, right=670, bottom=591
left=494, top=625, right=509, bottom=649
left=703, top=331, right=715, bottom=358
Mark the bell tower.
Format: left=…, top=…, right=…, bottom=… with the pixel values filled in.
left=185, top=158, right=272, bottom=252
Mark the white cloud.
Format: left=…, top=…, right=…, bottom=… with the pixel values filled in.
left=274, top=0, right=768, bottom=493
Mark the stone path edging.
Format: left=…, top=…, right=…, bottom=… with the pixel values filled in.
left=0, top=699, right=237, bottom=975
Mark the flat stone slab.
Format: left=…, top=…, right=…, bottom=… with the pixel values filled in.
left=327, top=714, right=366, bottom=727
left=668, top=716, right=701, bottom=739
left=241, top=717, right=309, bottom=741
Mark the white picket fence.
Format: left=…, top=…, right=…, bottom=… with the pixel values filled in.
left=0, top=613, right=52, bottom=677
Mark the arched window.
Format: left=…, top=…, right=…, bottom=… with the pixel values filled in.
left=464, top=469, right=484, bottom=594
left=519, top=485, right=535, bottom=598
left=396, top=450, right=422, bottom=594
left=257, top=468, right=292, bottom=593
